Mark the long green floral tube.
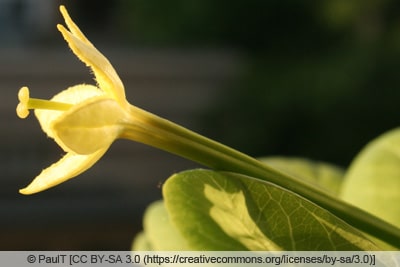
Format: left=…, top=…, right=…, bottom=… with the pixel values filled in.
left=16, top=5, right=400, bottom=247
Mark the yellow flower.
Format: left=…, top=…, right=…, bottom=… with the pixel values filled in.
left=16, top=6, right=132, bottom=194
left=17, top=5, right=213, bottom=195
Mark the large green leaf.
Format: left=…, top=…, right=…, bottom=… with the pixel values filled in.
left=259, top=156, right=344, bottom=196
left=340, top=128, right=400, bottom=228
left=163, top=169, right=379, bottom=250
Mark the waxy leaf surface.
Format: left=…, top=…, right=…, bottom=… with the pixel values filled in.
left=163, top=169, right=379, bottom=250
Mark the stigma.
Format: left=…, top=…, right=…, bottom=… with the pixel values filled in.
left=16, top=87, right=73, bottom=119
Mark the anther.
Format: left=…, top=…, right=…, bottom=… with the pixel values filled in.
left=16, top=87, right=30, bottom=119
left=16, top=86, right=73, bottom=119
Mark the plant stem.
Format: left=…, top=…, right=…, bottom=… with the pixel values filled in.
left=122, top=104, right=400, bottom=248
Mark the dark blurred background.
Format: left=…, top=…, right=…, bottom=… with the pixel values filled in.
left=2, top=0, right=400, bottom=249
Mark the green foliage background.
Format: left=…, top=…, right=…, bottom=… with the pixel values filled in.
left=109, top=0, right=400, bottom=166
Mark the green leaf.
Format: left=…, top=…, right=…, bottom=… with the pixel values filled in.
left=132, top=200, right=191, bottom=250
left=340, top=128, right=400, bottom=229
left=163, top=169, right=380, bottom=250
left=259, top=156, right=344, bottom=196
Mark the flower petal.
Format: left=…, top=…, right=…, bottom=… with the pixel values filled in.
left=52, top=96, right=127, bottom=155
left=35, top=84, right=102, bottom=140
left=58, top=6, right=126, bottom=104
left=19, top=148, right=108, bottom=195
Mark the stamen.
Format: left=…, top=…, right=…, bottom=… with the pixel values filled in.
left=16, top=87, right=73, bottom=119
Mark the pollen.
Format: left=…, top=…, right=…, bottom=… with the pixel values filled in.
left=16, top=86, right=73, bottom=119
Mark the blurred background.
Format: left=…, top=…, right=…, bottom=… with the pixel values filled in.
left=2, top=0, right=400, bottom=249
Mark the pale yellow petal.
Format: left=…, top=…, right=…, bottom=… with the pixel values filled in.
left=19, top=148, right=108, bottom=195
left=58, top=6, right=126, bottom=104
left=59, top=5, right=92, bottom=46
left=35, top=84, right=102, bottom=140
left=52, top=96, right=127, bottom=155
